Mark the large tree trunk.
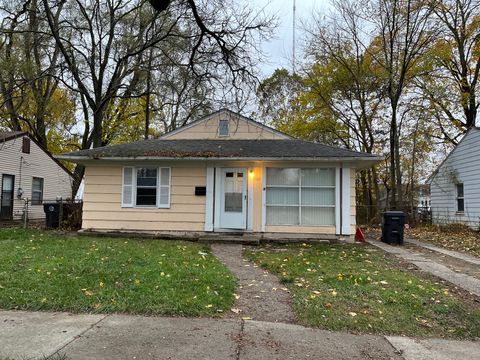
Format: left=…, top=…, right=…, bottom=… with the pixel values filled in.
left=389, top=102, right=398, bottom=210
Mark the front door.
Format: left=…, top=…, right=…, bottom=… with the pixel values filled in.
left=219, top=169, right=247, bottom=229
left=0, top=174, right=15, bottom=220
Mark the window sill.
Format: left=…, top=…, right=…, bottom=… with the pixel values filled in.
left=456, top=211, right=465, bottom=215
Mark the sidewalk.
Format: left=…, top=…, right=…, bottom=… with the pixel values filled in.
left=369, top=239, right=480, bottom=297
left=2, top=309, right=480, bottom=360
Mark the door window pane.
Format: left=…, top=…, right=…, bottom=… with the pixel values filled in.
left=224, top=171, right=243, bottom=212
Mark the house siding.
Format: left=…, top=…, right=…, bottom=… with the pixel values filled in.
left=82, top=162, right=356, bottom=236
left=162, top=112, right=288, bottom=140
left=82, top=164, right=207, bottom=231
left=430, top=128, right=480, bottom=228
left=0, top=136, right=72, bottom=220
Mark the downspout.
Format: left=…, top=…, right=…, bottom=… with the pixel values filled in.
left=339, top=167, right=343, bottom=235
left=212, top=167, right=216, bottom=232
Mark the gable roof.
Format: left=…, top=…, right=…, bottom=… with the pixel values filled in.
left=0, top=131, right=74, bottom=178
left=160, top=108, right=292, bottom=139
left=58, top=139, right=382, bottom=165
left=426, top=127, right=480, bottom=183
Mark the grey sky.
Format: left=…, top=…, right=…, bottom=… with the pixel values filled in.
left=255, top=0, right=331, bottom=77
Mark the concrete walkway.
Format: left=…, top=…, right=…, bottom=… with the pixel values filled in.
left=211, top=243, right=296, bottom=323
left=2, top=310, right=480, bottom=360
left=405, top=238, right=480, bottom=266
left=369, top=240, right=480, bottom=297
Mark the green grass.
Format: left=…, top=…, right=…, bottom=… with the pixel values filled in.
left=245, top=243, right=480, bottom=339
left=0, top=229, right=235, bottom=316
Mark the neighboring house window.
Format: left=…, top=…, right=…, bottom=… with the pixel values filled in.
left=218, top=120, right=229, bottom=136
left=31, top=177, right=44, bottom=205
left=266, top=168, right=335, bottom=226
left=456, top=183, right=464, bottom=212
left=122, top=167, right=170, bottom=208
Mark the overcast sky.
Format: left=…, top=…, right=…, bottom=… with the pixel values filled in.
left=255, top=0, right=331, bottom=77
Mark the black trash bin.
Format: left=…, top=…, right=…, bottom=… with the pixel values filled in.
left=43, top=203, right=60, bottom=228
left=381, top=211, right=405, bottom=245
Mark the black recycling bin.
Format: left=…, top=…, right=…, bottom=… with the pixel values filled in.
left=43, top=203, right=60, bottom=228
left=381, top=211, right=405, bottom=245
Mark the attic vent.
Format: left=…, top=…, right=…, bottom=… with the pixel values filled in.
left=22, top=137, right=30, bottom=154
left=218, top=119, right=229, bottom=136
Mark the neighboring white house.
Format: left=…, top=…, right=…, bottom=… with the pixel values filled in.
left=0, top=131, right=73, bottom=221
left=428, top=127, right=480, bottom=228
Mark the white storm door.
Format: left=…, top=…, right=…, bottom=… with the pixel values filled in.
left=219, top=168, right=247, bottom=229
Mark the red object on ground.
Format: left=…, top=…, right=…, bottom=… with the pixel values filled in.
left=355, top=228, right=366, bottom=242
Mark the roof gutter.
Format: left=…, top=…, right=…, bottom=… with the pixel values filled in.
left=56, top=155, right=383, bottom=163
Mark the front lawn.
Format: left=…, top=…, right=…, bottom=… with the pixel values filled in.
left=246, top=243, right=480, bottom=339
left=0, top=229, right=235, bottom=316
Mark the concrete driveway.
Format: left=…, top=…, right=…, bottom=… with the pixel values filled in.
left=1, top=310, right=479, bottom=360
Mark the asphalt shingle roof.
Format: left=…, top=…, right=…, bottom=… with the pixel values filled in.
left=61, top=139, right=378, bottom=160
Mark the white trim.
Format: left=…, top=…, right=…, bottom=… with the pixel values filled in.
left=216, top=168, right=247, bottom=230
left=247, top=167, right=254, bottom=230
left=261, top=166, right=266, bottom=232
left=58, top=155, right=382, bottom=163
left=126, top=166, right=172, bottom=209
left=121, top=166, right=134, bottom=208
left=341, top=166, right=351, bottom=235
left=335, top=167, right=341, bottom=234
left=159, top=109, right=292, bottom=140
left=214, top=168, right=222, bottom=230
left=205, top=167, right=215, bottom=231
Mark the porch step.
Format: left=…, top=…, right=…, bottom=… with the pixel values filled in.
left=198, top=234, right=261, bottom=245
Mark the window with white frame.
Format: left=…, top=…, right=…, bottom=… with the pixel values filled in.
left=122, top=167, right=170, bottom=208
left=218, top=119, right=229, bottom=136
left=456, top=183, right=464, bottom=212
left=266, top=168, right=335, bottom=226
left=31, top=177, right=44, bottom=205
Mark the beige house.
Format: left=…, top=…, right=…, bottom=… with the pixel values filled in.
left=58, top=109, right=380, bottom=239
left=0, top=132, right=73, bottom=221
